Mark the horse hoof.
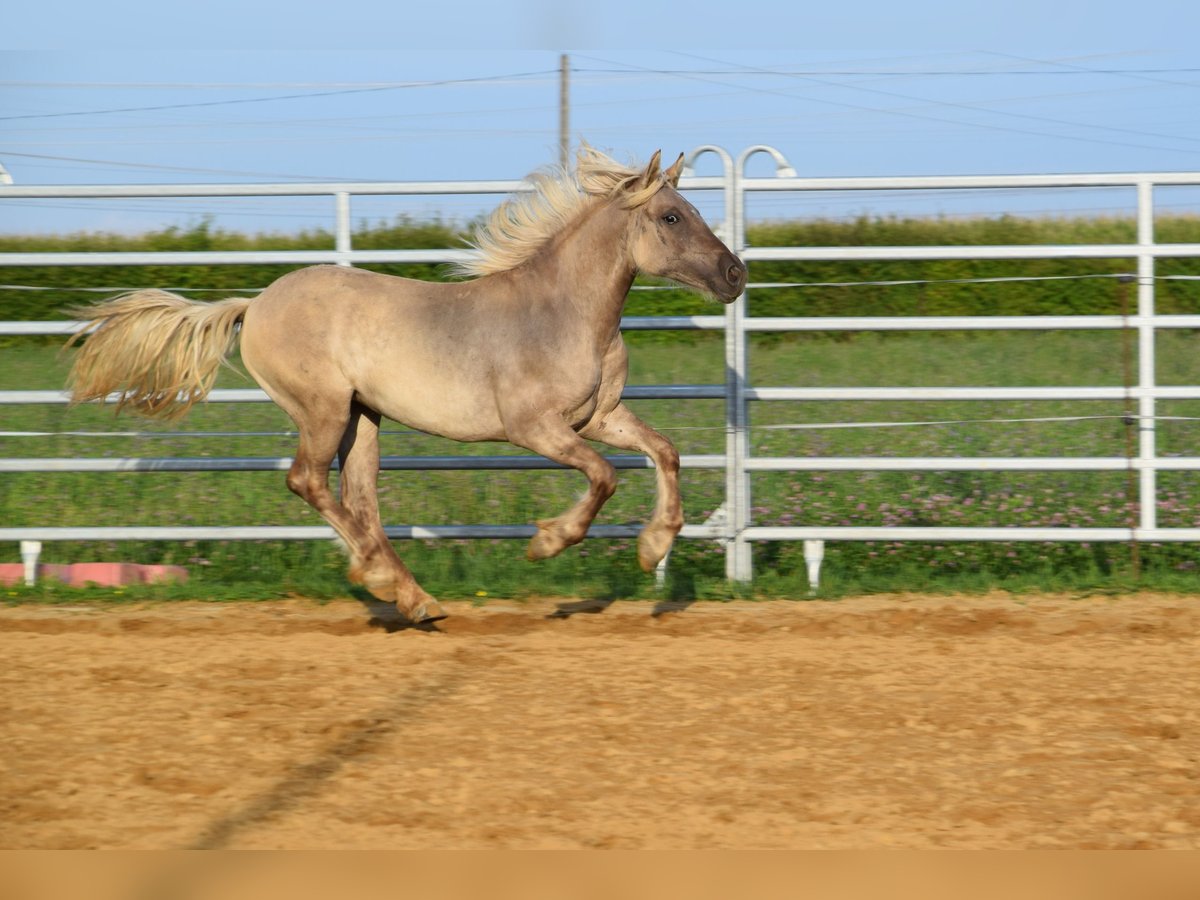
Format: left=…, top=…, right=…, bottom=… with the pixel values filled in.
left=526, top=530, right=562, bottom=561
left=405, top=599, right=448, bottom=625
left=637, top=528, right=677, bottom=572
left=527, top=519, right=576, bottom=561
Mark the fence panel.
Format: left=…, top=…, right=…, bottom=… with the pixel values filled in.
left=3, top=150, right=1200, bottom=588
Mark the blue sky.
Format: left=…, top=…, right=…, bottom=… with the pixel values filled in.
left=3, top=2, right=1199, bottom=233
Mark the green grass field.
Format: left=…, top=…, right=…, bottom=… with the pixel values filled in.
left=5, top=327, right=1200, bottom=602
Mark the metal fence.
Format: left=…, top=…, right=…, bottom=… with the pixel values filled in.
left=3, top=146, right=1200, bottom=586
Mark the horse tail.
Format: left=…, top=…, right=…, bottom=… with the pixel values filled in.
left=64, top=289, right=253, bottom=420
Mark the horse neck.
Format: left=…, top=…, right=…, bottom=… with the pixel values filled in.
left=528, top=200, right=637, bottom=338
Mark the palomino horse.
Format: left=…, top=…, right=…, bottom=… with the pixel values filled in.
left=66, top=147, right=746, bottom=623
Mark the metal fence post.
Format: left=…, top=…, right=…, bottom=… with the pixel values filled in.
left=728, top=146, right=799, bottom=583
left=684, top=145, right=745, bottom=581
left=1137, top=180, right=1158, bottom=532
left=335, top=191, right=352, bottom=266
left=727, top=157, right=751, bottom=582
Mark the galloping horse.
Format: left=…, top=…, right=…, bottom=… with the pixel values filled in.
left=65, top=148, right=747, bottom=623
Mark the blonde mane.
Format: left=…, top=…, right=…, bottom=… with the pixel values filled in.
left=452, top=146, right=669, bottom=278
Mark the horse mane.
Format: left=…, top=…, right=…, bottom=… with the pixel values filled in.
left=451, top=146, right=668, bottom=278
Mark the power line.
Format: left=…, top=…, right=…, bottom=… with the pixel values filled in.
left=580, top=51, right=1200, bottom=157
left=573, top=66, right=1200, bottom=78
left=980, top=51, right=1200, bottom=90
left=663, top=51, right=1200, bottom=157
left=0, top=150, right=367, bottom=181
left=0, top=70, right=559, bottom=123
left=8, top=66, right=1200, bottom=86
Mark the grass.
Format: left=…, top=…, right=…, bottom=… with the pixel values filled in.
left=4, top=329, right=1200, bottom=602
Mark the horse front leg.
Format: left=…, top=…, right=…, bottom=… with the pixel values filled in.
left=506, top=417, right=618, bottom=562
left=582, top=402, right=682, bottom=572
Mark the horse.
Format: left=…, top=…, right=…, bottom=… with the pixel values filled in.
left=64, top=147, right=747, bottom=623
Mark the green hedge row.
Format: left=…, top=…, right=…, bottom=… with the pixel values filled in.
left=0, top=218, right=459, bottom=323
left=4, top=215, right=1199, bottom=326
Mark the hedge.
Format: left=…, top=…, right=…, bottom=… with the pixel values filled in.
left=3, top=215, right=1199, bottom=330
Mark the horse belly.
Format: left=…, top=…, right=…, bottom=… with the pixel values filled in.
left=358, top=377, right=507, bottom=443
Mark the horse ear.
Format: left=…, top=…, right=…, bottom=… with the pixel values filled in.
left=663, top=152, right=684, bottom=187
left=641, top=150, right=663, bottom=186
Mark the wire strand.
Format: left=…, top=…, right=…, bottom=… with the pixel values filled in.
left=6, top=415, right=1200, bottom=441
left=11, top=272, right=1200, bottom=295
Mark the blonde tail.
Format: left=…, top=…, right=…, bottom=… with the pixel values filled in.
left=65, top=290, right=253, bottom=420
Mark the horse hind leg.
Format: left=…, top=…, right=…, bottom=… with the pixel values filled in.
left=281, top=399, right=440, bottom=624
left=337, top=402, right=445, bottom=623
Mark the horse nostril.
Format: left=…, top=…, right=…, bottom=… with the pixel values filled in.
left=726, top=263, right=745, bottom=286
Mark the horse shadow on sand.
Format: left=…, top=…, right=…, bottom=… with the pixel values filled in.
left=351, top=590, right=446, bottom=634
left=546, top=568, right=699, bottom=620
left=350, top=565, right=700, bottom=629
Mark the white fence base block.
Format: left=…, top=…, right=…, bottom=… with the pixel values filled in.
left=803, top=539, right=826, bottom=595
left=20, top=540, right=42, bottom=587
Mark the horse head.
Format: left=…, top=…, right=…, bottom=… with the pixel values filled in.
left=623, top=150, right=746, bottom=304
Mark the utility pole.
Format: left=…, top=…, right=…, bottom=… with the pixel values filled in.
left=559, top=53, right=570, bottom=170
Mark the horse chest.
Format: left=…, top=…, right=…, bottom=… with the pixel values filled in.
left=567, top=366, right=626, bottom=430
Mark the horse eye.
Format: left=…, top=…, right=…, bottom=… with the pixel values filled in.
left=662, top=213, right=679, bottom=225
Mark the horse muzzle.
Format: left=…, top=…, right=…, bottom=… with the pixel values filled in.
left=716, top=253, right=747, bottom=303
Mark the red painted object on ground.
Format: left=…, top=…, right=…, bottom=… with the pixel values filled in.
left=0, top=562, right=187, bottom=588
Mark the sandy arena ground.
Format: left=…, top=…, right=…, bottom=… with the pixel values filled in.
left=2, top=592, right=1199, bottom=849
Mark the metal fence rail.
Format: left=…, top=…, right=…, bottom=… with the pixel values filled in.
left=3, top=147, right=1200, bottom=587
